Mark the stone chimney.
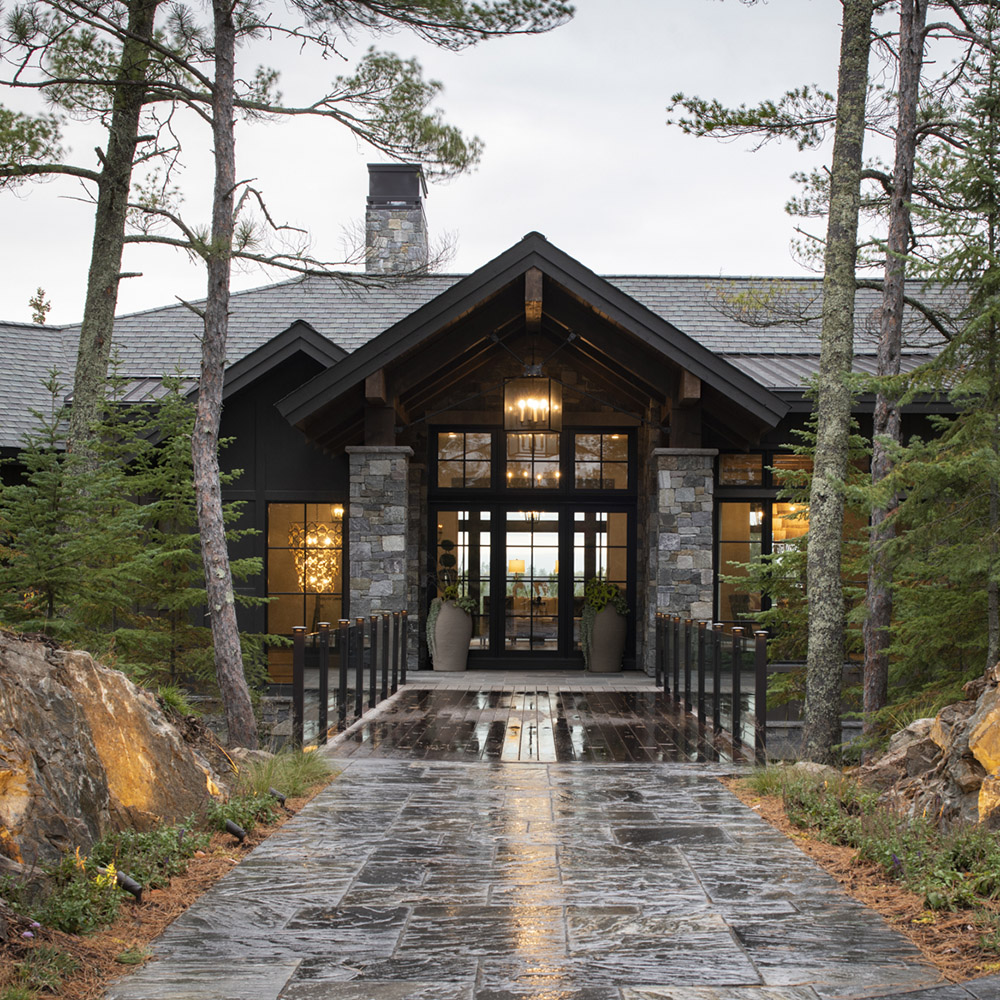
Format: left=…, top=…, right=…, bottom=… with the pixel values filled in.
left=365, top=163, right=428, bottom=275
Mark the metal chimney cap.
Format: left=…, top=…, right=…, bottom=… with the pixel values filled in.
left=367, top=163, right=427, bottom=207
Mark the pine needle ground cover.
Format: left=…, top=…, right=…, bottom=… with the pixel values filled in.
left=726, top=768, right=1000, bottom=982
left=0, top=752, right=335, bottom=1000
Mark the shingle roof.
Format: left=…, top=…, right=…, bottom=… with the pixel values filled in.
left=0, top=268, right=957, bottom=449
left=0, top=322, right=77, bottom=448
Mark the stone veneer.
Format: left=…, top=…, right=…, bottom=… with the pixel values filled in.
left=346, top=447, right=413, bottom=636
left=365, top=204, right=428, bottom=275
left=644, top=448, right=718, bottom=672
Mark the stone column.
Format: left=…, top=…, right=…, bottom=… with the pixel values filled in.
left=644, top=448, right=718, bottom=673
left=346, top=447, right=413, bottom=626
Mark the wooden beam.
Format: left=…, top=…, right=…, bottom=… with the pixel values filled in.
left=669, top=403, right=702, bottom=448
left=364, top=403, right=395, bottom=446
left=365, top=369, right=388, bottom=405
left=679, top=369, right=701, bottom=407
left=525, top=267, right=543, bottom=332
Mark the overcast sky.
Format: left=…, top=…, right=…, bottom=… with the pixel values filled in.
left=1, top=0, right=848, bottom=326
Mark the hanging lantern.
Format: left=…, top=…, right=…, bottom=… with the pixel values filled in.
left=504, top=376, right=562, bottom=432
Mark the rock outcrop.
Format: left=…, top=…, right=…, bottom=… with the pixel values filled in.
left=856, top=666, right=1000, bottom=827
left=0, top=630, right=228, bottom=866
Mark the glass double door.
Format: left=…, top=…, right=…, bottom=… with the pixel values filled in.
left=432, top=505, right=630, bottom=668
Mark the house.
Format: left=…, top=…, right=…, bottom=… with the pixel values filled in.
left=0, top=164, right=954, bottom=680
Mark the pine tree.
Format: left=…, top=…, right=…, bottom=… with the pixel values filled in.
left=888, top=8, right=1000, bottom=684
left=0, top=373, right=107, bottom=634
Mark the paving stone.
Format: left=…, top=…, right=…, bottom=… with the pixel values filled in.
left=281, top=983, right=473, bottom=1000
left=107, top=679, right=952, bottom=1000
left=621, top=989, right=820, bottom=1000
left=964, top=974, right=1000, bottom=998
left=870, top=985, right=984, bottom=1000
left=105, top=959, right=299, bottom=1000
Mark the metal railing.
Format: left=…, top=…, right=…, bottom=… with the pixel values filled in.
left=290, top=612, right=408, bottom=748
left=655, top=614, right=767, bottom=763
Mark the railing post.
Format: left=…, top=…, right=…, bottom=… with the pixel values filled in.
left=712, top=622, right=724, bottom=734
left=655, top=613, right=663, bottom=687
left=381, top=613, right=390, bottom=700
left=400, top=609, right=408, bottom=685
left=354, top=617, right=365, bottom=719
left=369, top=615, right=378, bottom=709
left=731, top=627, right=744, bottom=748
left=391, top=612, right=400, bottom=693
left=672, top=616, right=680, bottom=704
left=754, top=630, right=768, bottom=764
left=292, top=626, right=306, bottom=748
left=696, top=620, right=706, bottom=722
left=683, top=619, right=693, bottom=709
left=338, top=619, right=350, bottom=730
left=317, top=622, right=330, bottom=744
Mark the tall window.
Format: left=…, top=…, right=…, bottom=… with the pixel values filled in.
left=267, top=502, right=344, bottom=678
left=435, top=510, right=491, bottom=645
left=717, top=502, right=765, bottom=625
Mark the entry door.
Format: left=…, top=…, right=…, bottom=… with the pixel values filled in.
left=431, top=506, right=631, bottom=666
left=504, top=510, right=560, bottom=652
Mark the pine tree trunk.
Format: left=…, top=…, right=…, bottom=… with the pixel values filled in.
left=191, top=0, right=258, bottom=749
left=863, top=0, right=927, bottom=740
left=67, top=0, right=160, bottom=451
left=802, top=0, right=873, bottom=764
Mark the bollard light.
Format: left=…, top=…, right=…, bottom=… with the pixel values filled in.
left=225, top=820, right=247, bottom=843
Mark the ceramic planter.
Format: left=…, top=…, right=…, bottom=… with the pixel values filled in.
left=587, top=605, right=626, bottom=672
left=433, top=600, right=473, bottom=671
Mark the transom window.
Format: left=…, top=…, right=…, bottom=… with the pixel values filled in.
left=437, top=431, right=491, bottom=488
left=433, top=429, right=634, bottom=493
left=574, top=433, right=629, bottom=490
left=506, top=432, right=560, bottom=488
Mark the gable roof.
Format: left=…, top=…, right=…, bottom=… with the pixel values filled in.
left=0, top=237, right=957, bottom=451
left=215, top=320, right=347, bottom=399
left=276, top=232, right=791, bottom=433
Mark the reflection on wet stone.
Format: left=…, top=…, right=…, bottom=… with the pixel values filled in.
left=105, top=685, right=964, bottom=1000
left=331, top=688, right=743, bottom=764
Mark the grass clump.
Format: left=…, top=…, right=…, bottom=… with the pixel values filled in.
left=205, top=793, right=280, bottom=834
left=236, top=748, right=333, bottom=799
left=11, top=945, right=79, bottom=993
left=156, top=685, right=200, bottom=717
left=0, top=986, right=35, bottom=1000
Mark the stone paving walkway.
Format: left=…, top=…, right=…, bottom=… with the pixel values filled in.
left=106, top=679, right=1000, bottom=1000
left=331, top=682, right=742, bottom=764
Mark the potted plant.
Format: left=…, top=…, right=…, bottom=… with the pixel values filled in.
left=580, top=578, right=628, bottom=672
left=427, top=585, right=477, bottom=671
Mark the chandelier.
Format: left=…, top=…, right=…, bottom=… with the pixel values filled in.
left=289, top=507, right=343, bottom=592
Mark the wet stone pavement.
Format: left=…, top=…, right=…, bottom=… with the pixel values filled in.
left=106, top=679, right=1000, bottom=1000
left=329, top=686, right=747, bottom=764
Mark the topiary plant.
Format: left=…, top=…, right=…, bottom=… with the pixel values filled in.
left=580, top=578, right=628, bottom=668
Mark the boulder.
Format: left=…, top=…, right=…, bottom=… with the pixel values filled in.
left=0, top=630, right=228, bottom=866
left=858, top=665, right=1000, bottom=827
